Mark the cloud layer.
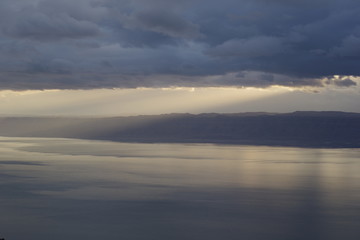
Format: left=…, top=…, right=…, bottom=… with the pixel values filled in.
left=0, top=0, right=359, bottom=90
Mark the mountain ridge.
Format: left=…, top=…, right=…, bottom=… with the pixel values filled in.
left=1, top=111, right=360, bottom=148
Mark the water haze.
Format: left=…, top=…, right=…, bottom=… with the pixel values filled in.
left=0, top=137, right=359, bottom=240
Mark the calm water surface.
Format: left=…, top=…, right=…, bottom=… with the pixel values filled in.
left=0, top=137, right=359, bottom=240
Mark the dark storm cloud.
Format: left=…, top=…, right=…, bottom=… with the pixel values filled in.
left=332, top=35, right=360, bottom=58
left=4, top=13, right=100, bottom=41
left=1, top=0, right=102, bottom=41
left=0, top=0, right=359, bottom=90
left=122, top=10, right=202, bottom=39
left=206, top=36, right=284, bottom=57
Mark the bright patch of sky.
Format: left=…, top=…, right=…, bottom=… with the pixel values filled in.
left=1, top=84, right=359, bottom=116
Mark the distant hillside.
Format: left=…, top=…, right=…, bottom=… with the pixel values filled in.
left=1, top=111, right=360, bottom=148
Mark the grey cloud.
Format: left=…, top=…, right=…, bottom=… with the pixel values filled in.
left=0, top=0, right=359, bottom=89
left=37, top=0, right=107, bottom=22
left=4, top=11, right=100, bottom=41
left=111, top=28, right=178, bottom=48
left=208, top=71, right=324, bottom=88
left=0, top=42, right=38, bottom=59
left=332, top=35, right=360, bottom=58
left=26, top=58, right=74, bottom=74
left=0, top=0, right=104, bottom=41
left=207, top=36, right=284, bottom=57
left=334, top=78, right=357, bottom=87
left=124, top=10, right=202, bottom=39
left=260, top=74, right=275, bottom=82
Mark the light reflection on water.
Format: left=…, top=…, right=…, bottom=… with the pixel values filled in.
left=0, top=137, right=359, bottom=240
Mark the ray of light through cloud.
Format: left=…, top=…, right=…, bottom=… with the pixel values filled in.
left=0, top=0, right=359, bottom=115
left=0, top=85, right=360, bottom=116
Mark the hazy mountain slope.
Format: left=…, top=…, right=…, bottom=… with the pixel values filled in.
left=0, top=112, right=360, bottom=147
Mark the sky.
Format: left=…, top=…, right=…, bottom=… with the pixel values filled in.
left=0, top=0, right=360, bottom=115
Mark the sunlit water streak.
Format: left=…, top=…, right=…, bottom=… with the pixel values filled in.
left=0, top=137, right=359, bottom=240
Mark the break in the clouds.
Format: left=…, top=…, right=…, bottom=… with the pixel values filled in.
left=0, top=0, right=359, bottom=90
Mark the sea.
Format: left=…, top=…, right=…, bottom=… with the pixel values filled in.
left=0, top=137, right=359, bottom=240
